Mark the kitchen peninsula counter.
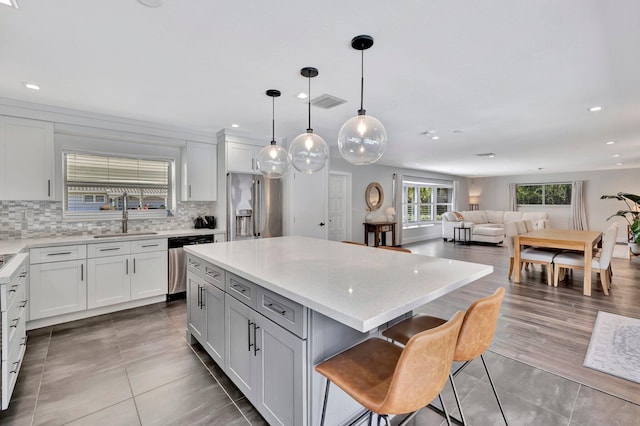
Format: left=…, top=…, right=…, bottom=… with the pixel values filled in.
left=184, top=235, right=492, bottom=332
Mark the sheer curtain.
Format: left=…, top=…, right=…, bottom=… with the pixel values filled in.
left=453, top=180, right=460, bottom=211
left=392, top=173, right=404, bottom=245
left=508, top=183, right=518, bottom=211
left=570, top=180, right=588, bottom=230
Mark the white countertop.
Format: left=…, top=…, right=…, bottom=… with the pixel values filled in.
left=0, top=228, right=225, bottom=255
left=184, top=236, right=493, bottom=332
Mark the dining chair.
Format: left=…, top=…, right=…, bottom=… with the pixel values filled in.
left=378, top=246, right=412, bottom=253
left=523, top=219, right=535, bottom=232
left=382, top=288, right=508, bottom=426
left=505, top=221, right=557, bottom=285
left=553, top=224, right=618, bottom=294
left=315, top=311, right=465, bottom=426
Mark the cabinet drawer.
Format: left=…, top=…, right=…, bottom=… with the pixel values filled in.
left=30, top=244, right=86, bottom=264
left=88, top=241, right=131, bottom=258
left=257, top=288, right=307, bottom=339
left=5, top=282, right=26, bottom=350
left=225, top=273, right=257, bottom=309
left=187, top=255, right=204, bottom=274
left=131, top=238, right=168, bottom=253
left=203, top=263, right=225, bottom=291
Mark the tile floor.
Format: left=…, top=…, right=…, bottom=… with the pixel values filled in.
left=1, top=300, right=639, bottom=426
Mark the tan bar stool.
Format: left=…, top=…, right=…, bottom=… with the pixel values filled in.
left=382, top=287, right=508, bottom=426
left=315, top=311, right=465, bottom=426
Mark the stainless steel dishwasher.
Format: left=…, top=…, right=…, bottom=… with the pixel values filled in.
left=167, top=234, right=214, bottom=300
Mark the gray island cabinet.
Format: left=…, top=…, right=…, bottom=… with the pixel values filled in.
left=184, top=236, right=492, bottom=426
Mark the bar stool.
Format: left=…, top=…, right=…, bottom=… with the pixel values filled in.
left=382, top=288, right=508, bottom=426
left=315, top=311, right=465, bottom=426
left=377, top=246, right=412, bottom=253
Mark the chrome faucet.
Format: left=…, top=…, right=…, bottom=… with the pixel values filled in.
left=122, top=192, right=128, bottom=234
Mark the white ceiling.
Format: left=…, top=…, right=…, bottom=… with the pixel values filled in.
left=1, top=0, right=639, bottom=177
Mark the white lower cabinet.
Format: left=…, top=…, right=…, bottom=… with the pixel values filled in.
left=29, top=244, right=88, bottom=320
left=204, top=283, right=225, bottom=366
left=225, top=294, right=306, bottom=426
left=1, top=254, right=29, bottom=410
left=187, top=273, right=206, bottom=342
left=87, top=239, right=168, bottom=309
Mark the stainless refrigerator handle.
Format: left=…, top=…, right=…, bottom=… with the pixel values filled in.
left=252, top=179, right=258, bottom=237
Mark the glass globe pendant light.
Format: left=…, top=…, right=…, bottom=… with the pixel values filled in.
left=337, top=35, right=388, bottom=165
left=289, top=67, right=329, bottom=174
left=256, top=89, right=291, bottom=179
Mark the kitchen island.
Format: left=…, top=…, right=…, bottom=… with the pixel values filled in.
left=184, top=236, right=493, bottom=426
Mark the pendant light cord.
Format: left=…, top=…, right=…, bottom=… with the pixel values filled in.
left=358, top=49, right=366, bottom=116
left=271, top=95, right=276, bottom=145
left=307, top=75, right=312, bottom=133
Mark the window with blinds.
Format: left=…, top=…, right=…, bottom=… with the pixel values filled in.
left=64, top=152, right=173, bottom=218
left=402, top=177, right=454, bottom=226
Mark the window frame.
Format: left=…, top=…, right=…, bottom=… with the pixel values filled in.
left=402, top=179, right=454, bottom=228
left=63, top=150, right=175, bottom=221
left=516, top=182, right=572, bottom=206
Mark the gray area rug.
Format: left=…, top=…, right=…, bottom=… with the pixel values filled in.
left=584, top=311, right=640, bottom=384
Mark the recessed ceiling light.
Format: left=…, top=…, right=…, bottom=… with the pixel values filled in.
left=231, top=124, right=239, bottom=128
left=23, top=82, right=40, bottom=91
left=588, top=106, right=603, bottom=112
left=613, top=154, right=620, bottom=157
left=488, top=154, right=495, bottom=158
left=616, top=162, right=623, bottom=166
left=606, top=141, right=615, bottom=145
left=0, top=0, right=18, bottom=8
left=297, top=92, right=308, bottom=99
left=431, top=136, right=440, bottom=140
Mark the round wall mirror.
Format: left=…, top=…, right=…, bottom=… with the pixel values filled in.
left=365, top=182, right=384, bottom=211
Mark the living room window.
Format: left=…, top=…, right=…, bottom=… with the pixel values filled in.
left=63, top=152, right=173, bottom=220
left=403, top=178, right=454, bottom=225
left=516, top=183, right=572, bottom=206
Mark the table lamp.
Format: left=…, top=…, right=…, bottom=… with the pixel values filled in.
left=385, top=206, right=397, bottom=222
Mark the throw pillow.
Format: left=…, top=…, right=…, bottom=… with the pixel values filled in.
left=452, top=211, right=464, bottom=220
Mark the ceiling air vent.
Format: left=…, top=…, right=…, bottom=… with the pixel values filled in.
left=310, top=94, right=347, bottom=109
left=475, top=153, right=496, bottom=157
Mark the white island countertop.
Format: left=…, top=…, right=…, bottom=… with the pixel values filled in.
left=184, top=236, right=493, bottom=332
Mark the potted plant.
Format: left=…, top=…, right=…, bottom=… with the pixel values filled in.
left=600, top=192, right=640, bottom=255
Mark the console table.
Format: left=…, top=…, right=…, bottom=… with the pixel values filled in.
left=363, top=221, right=396, bottom=247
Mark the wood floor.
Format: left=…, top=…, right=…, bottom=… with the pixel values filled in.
left=405, top=239, right=640, bottom=406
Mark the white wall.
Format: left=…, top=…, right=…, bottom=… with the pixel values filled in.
left=329, top=151, right=468, bottom=244
left=472, top=168, right=640, bottom=241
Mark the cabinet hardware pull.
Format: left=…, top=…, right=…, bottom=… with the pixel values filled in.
left=248, top=320, right=254, bottom=351
left=47, top=251, right=72, bottom=256
left=188, top=185, right=192, bottom=198
left=20, top=337, right=26, bottom=346
left=141, top=244, right=159, bottom=248
left=48, top=179, right=51, bottom=197
left=126, top=258, right=129, bottom=275
left=232, top=284, right=247, bottom=294
left=197, top=284, right=201, bottom=307
left=10, top=318, right=19, bottom=328
left=189, top=260, right=200, bottom=267
left=19, top=300, right=27, bottom=308
left=133, top=258, right=136, bottom=274
left=253, top=323, right=260, bottom=356
left=266, top=303, right=287, bottom=316
left=99, top=247, right=121, bottom=252
left=200, top=286, right=205, bottom=309
left=9, top=284, right=17, bottom=293
left=10, top=361, right=19, bottom=374
left=19, top=272, right=27, bottom=278
left=81, top=263, right=84, bottom=281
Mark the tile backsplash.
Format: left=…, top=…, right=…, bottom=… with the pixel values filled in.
left=0, top=200, right=215, bottom=240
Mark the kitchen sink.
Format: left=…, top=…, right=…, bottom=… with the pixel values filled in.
left=93, top=232, right=158, bottom=238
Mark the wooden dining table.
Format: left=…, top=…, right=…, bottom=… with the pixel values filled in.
left=514, top=229, right=602, bottom=296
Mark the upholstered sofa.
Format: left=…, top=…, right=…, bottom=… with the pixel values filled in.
left=442, top=210, right=549, bottom=244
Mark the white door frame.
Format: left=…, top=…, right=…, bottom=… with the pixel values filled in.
left=328, top=171, right=352, bottom=242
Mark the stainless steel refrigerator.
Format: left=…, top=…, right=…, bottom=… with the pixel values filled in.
left=227, top=173, right=283, bottom=241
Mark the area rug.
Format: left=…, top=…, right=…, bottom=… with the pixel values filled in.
left=584, top=311, right=640, bottom=383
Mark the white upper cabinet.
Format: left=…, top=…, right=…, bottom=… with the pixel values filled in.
left=226, top=142, right=263, bottom=174
left=0, top=116, right=54, bottom=200
left=181, top=141, right=217, bottom=201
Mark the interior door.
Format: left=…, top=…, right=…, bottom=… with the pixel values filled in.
left=287, top=167, right=328, bottom=239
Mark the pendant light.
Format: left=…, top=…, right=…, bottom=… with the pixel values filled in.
left=289, top=67, right=329, bottom=174
left=257, top=89, right=291, bottom=179
left=337, top=35, right=388, bottom=165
